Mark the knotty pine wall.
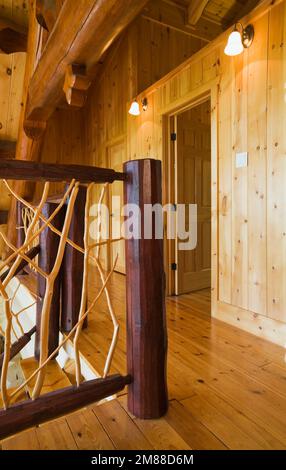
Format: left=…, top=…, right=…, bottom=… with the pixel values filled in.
left=126, top=0, right=286, bottom=346
left=36, top=14, right=205, bottom=262
left=37, top=0, right=286, bottom=346
left=0, top=0, right=28, bottom=210
left=0, top=51, right=26, bottom=210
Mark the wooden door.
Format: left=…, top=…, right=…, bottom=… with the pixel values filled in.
left=176, top=100, right=211, bottom=294
left=109, top=141, right=126, bottom=274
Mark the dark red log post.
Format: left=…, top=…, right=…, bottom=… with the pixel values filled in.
left=35, top=202, right=66, bottom=360
left=16, top=201, right=25, bottom=249
left=61, top=185, right=87, bottom=332
left=124, top=158, right=168, bottom=419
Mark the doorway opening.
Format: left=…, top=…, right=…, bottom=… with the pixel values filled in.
left=166, top=97, right=212, bottom=306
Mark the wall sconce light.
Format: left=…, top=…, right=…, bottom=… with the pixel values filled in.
left=224, top=23, right=254, bottom=56
left=128, top=98, right=148, bottom=116
left=129, top=100, right=140, bottom=116
left=142, top=98, right=148, bottom=112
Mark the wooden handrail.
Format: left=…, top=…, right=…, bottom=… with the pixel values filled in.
left=0, top=326, right=36, bottom=371
left=0, top=245, right=41, bottom=282
left=0, top=160, right=126, bottom=183
left=0, top=374, right=131, bottom=440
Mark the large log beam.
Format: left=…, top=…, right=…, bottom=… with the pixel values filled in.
left=24, top=0, right=149, bottom=138
left=0, top=17, right=27, bottom=54
left=0, top=159, right=126, bottom=183
left=36, top=0, right=64, bottom=31
left=0, top=374, right=131, bottom=440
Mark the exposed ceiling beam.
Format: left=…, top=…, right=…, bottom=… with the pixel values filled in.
left=0, top=141, right=16, bottom=159
left=233, top=0, right=260, bottom=24
left=24, top=0, right=150, bottom=139
left=0, top=17, right=27, bottom=53
left=188, top=0, right=209, bottom=26
left=36, top=0, right=65, bottom=32
left=143, top=1, right=222, bottom=43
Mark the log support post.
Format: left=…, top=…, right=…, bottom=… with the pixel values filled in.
left=16, top=201, right=26, bottom=249
left=124, top=159, right=168, bottom=419
left=35, top=202, right=66, bottom=360
left=61, top=185, right=87, bottom=332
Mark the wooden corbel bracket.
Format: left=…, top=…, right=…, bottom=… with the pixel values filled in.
left=24, top=119, right=47, bottom=141
left=63, top=64, right=91, bottom=108
left=0, top=18, right=27, bottom=54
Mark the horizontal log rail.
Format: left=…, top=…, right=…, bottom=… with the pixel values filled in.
left=0, top=326, right=36, bottom=371
left=0, top=160, right=127, bottom=183
left=0, top=374, right=131, bottom=440
left=0, top=245, right=41, bottom=283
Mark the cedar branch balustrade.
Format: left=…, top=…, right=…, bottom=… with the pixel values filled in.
left=0, top=158, right=168, bottom=440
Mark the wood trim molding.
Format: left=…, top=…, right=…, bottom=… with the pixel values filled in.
left=214, top=301, right=286, bottom=348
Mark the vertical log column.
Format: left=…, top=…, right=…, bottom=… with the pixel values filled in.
left=61, top=185, right=87, bottom=332
left=35, top=202, right=66, bottom=360
left=124, top=159, right=168, bottom=419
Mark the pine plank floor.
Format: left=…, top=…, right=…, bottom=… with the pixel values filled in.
left=1, top=271, right=286, bottom=450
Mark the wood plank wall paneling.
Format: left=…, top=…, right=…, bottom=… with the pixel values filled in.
left=33, top=0, right=286, bottom=345
left=0, top=1, right=27, bottom=211
left=267, top=1, right=286, bottom=323
left=218, top=50, right=233, bottom=304
left=33, top=108, right=86, bottom=200
left=247, top=13, right=268, bottom=317
left=231, top=48, right=248, bottom=311
left=0, top=53, right=25, bottom=141
left=123, top=0, right=286, bottom=345
left=137, top=17, right=204, bottom=93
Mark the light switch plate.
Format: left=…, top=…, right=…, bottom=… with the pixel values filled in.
left=236, top=152, right=248, bottom=168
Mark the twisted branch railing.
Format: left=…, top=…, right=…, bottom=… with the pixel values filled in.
left=0, top=158, right=168, bottom=439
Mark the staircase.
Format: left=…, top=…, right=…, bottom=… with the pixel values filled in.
left=21, top=358, right=72, bottom=396
left=0, top=357, right=127, bottom=451
left=0, top=359, right=74, bottom=409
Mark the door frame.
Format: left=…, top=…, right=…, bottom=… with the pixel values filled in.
left=163, top=86, right=218, bottom=310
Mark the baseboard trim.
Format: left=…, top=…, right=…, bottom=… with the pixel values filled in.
left=213, top=301, right=286, bottom=348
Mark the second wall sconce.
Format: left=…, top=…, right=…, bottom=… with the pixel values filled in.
left=129, top=98, right=148, bottom=116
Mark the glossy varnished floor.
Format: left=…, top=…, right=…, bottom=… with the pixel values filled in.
left=2, top=271, right=286, bottom=450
